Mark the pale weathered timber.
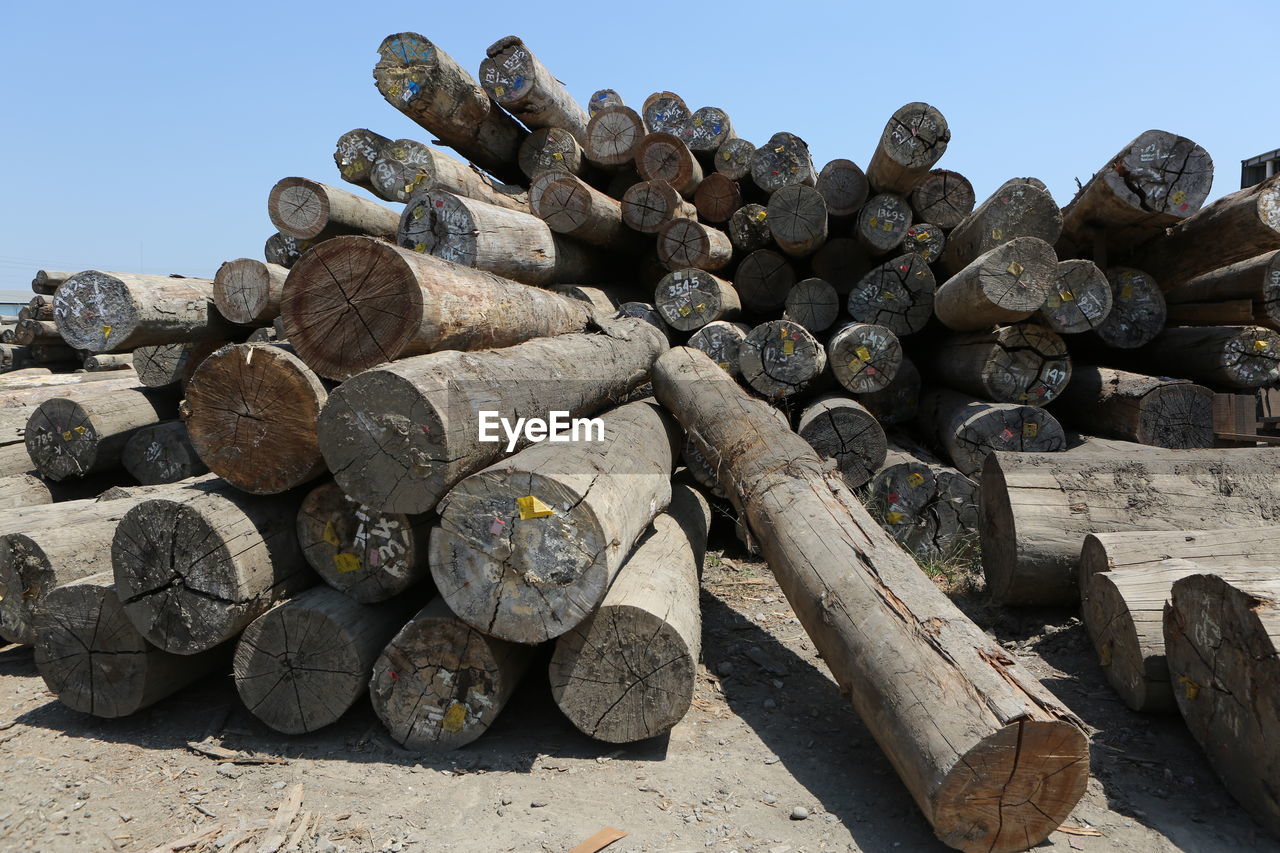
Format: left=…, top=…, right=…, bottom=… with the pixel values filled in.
left=909, top=169, right=975, bottom=230
left=728, top=203, right=772, bottom=252
left=651, top=347, right=1087, bottom=853
left=846, top=253, right=936, bottom=335
left=121, top=421, right=207, bottom=485
left=112, top=478, right=311, bottom=654
left=551, top=284, right=625, bottom=315
left=183, top=343, right=328, bottom=494
left=750, top=132, right=817, bottom=194
left=933, top=237, right=1058, bottom=331
left=715, top=137, right=756, bottom=181
left=318, top=318, right=666, bottom=515
left=738, top=320, right=827, bottom=399
left=1050, top=366, right=1214, bottom=448
left=1118, top=325, right=1280, bottom=389
left=796, top=394, right=888, bottom=489
left=0, top=473, right=51, bottom=509
left=939, top=179, right=1062, bottom=276
left=281, top=235, right=593, bottom=381
left=1037, top=259, right=1113, bottom=334
left=854, top=193, right=913, bottom=255
left=296, top=481, right=434, bottom=603
left=83, top=353, right=133, bottom=372
left=693, top=173, right=743, bottom=224
left=656, top=219, right=733, bottom=272
left=549, top=484, right=709, bottom=743
left=782, top=278, right=840, bottom=332
left=767, top=185, right=828, bottom=257
left=687, top=320, right=752, bottom=378
left=931, top=324, right=1072, bottom=406
left=620, top=180, right=698, bottom=234
left=370, top=596, right=537, bottom=749
left=584, top=106, right=646, bottom=169
left=370, top=138, right=529, bottom=210
left=642, top=91, right=691, bottom=136
left=827, top=322, right=902, bottom=394
left=430, top=399, right=679, bottom=644
left=916, top=388, right=1066, bottom=478
left=518, top=127, right=589, bottom=180
left=816, top=158, right=870, bottom=218
left=1165, top=250, right=1280, bottom=328
left=267, top=177, right=399, bottom=242
left=373, top=33, right=525, bottom=183
left=234, top=586, right=419, bottom=734
left=132, top=340, right=226, bottom=388
left=529, top=172, right=641, bottom=249
left=333, top=128, right=391, bottom=190
left=34, top=573, right=229, bottom=717
left=654, top=269, right=741, bottom=331
left=859, top=356, right=921, bottom=425
left=865, top=103, right=950, bottom=195
left=24, top=386, right=176, bottom=481
left=979, top=447, right=1280, bottom=606
left=54, top=272, right=238, bottom=353
left=1087, top=267, right=1166, bottom=348
left=213, top=258, right=289, bottom=326
left=812, top=237, right=876, bottom=296
left=634, top=132, right=703, bottom=196
left=900, top=222, right=946, bottom=264
left=733, top=249, right=796, bottom=315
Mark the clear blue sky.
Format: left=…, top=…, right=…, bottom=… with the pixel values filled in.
left=0, top=1, right=1274, bottom=296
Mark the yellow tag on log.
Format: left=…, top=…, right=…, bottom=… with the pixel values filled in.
left=517, top=495, right=554, bottom=519
left=915, top=231, right=930, bottom=242
left=906, top=472, right=924, bottom=488
left=1255, top=340, right=1271, bottom=351
left=855, top=346, right=872, bottom=362
left=885, top=512, right=905, bottom=524
left=881, top=291, right=896, bottom=300
left=323, top=521, right=340, bottom=546
left=754, top=210, right=767, bottom=222
left=693, top=117, right=703, bottom=126
left=782, top=339, right=795, bottom=355
left=774, top=146, right=785, bottom=153
left=102, top=325, right=112, bottom=340
left=1059, top=289, right=1075, bottom=301
left=991, top=228, right=1003, bottom=241
left=695, top=303, right=706, bottom=312
left=1023, top=422, right=1039, bottom=438
left=61, top=430, right=73, bottom=441
left=392, top=147, right=406, bottom=160
left=442, top=701, right=467, bottom=733
left=868, top=217, right=879, bottom=228
left=1120, top=284, right=1134, bottom=299
left=1172, top=190, right=1187, bottom=204
left=678, top=304, right=692, bottom=316
left=1100, top=642, right=1112, bottom=666
left=412, top=206, right=425, bottom=220
left=1179, top=676, right=1199, bottom=700
left=552, top=152, right=563, bottom=161
left=1006, top=261, right=1024, bottom=277
left=493, top=85, right=505, bottom=96
left=334, top=552, right=361, bottom=574
left=717, top=362, right=730, bottom=370
left=414, top=243, right=426, bottom=253
left=75, top=426, right=85, bottom=435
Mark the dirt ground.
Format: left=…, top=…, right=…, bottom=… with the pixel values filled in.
left=0, top=533, right=1275, bottom=853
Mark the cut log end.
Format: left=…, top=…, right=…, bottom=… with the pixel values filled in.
left=828, top=323, right=903, bottom=394
left=268, top=177, right=334, bottom=240
left=1039, top=259, right=1112, bottom=334
left=910, top=170, right=975, bottom=230
left=214, top=259, right=287, bottom=326
left=847, top=254, right=936, bottom=336
left=53, top=271, right=137, bottom=352
left=738, top=320, right=826, bottom=399
left=655, top=269, right=738, bottom=332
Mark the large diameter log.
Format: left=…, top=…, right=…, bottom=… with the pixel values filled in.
left=34, top=573, right=229, bottom=717
left=1059, top=130, right=1213, bottom=257
left=1037, top=259, right=1112, bottom=334
left=122, top=421, right=208, bottom=484
left=933, top=237, right=1058, bottom=331
left=1089, top=267, right=1166, bottom=348
left=767, top=185, right=828, bottom=257
left=370, top=597, right=536, bottom=749
left=656, top=219, right=732, bottom=272
left=715, top=137, right=756, bottom=181
left=930, top=324, right=1072, bottom=406
left=333, top=128, right=391, bottom=190
left=866, top=103, right=950, bottom=195
left=372, top=139, right=529, bottom=211
left=529, top=172, right=639, bottom=249
left=1165, top=250, right=1280, bottom=329
left=854, top=193, right=913, bottom=255
left=1050, top=365, right=1214, bottom=448
left=978, top=447, right=1280, bottom=606
left=782, top=277, right=840, bottom=332
left=183, top=343, right=328, bottom=493
left=917, top=388, right=1066, bottom=477
left=828, top=322, right=902, bottom=394
left=620, top=180, right=698, bottom=234
left=816, top=158, right=869, bottom=218
left=372, top=33, right=525, bottom=183
left=651, top=347, right=1088, bottom=853
left=654, top=269, right=740, bottom=331
left=738, top=320, right=827, bottom=400
left=1165, top=574, right=1280, bottom=836
left=750, top=132, right=816, bottom=194
left=132, top=340, right=225, bottom=388
left=549, top=484, right=709, bottom=743
left=1121, top=325, right=1280, bottom=389
left=25, top=386, right=176, bottom=481
left=796, top=395, right=887, bottom=488
left=234, top=586, right=418, bottom=734
left=909, top=169, right=975, bottom=230
left=518, top=127, right=588, bottom=180
left=54, top=271, right=236, bottom=353
left=296, top=481, right=433, bottom=603
left=430, top=399, right=679, bottom=644
left=692, top=173, right=742, bottom=223
left=634, top=132, right=703, bottom=196
left=402, top=190, right=610, bottom=286
left=213, top=258, right=288, bottom=326
left=111, top=479, right=312, bottom=654
left=687, top=320, right=751, bottom=378
left=939, top=179, right=1062, bottom=276
left=846, top=253, right=936, bottom=335
left=318, top=318, right=666, bottom=515
left=859, top=356, right=921, bottom=425
left=734, top=249, right=795, bottom=314
left=267, top=177, right=399, bottom=242
left=281, top=235, right=593, bottom=381
left=480, top=36, right=589, bottom=144
left=584, top=106, right=646, bottom=169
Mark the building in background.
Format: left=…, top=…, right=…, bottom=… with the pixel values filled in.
left=1242, top=149, right=1280, bottom=188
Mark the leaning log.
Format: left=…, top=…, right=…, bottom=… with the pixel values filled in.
left=480, top=36, right=589, bottom=144
left=267, top=177, right=399, bottom=241
left=916, top=388, right=1066, bottom=477
left=213, top=258, right=288, bottom=326
left=1049, top=366, right=1214, bottom=448
left=54, top=271, right=238, bottom=353
left=121, top=421, right=208, bottom=485
left=930, top=324, right=1072, bottom=406
left=796, top=394, right=887, bottom=488
left=24, top=385, right=176, bottom=481
left=939, top=178, right=1062, bottom=277
left=933, top=237, right=1058, bottom=331
left=865, top=103, right=951, bottom=195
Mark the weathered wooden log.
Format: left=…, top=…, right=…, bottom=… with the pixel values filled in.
left=1165, top=573, right=1280, bottom=836
left=1058, top=130, right=1213, bottom=259
left=738, top=320, right=827, bottom=399
left=24, top=386, right=176, bottom=481
left=1165, top=299, right=1264, bottom=326
left=111, top=479, right=311, bottom=654
left=370, top=596, right=535, bottom=750
left=588, top=88, right=623, bottom=115
left=651, top=347, right=1088, bottom=853
left=213, top=258, right=288, bottom=326
left=846, top=253, right=936, bottom=335
left=933, top=237, right=1058, bottom=331
left=809, top=238, right=872, bottom=297
left=371, top=139, right=529, bottom=210
left=931, top=324, right=1071, bottom=406
left=909, top=169, right=975, bottom=230
left=815, top=158, right=870, bottom=218
left=900, top=222, right=946, bottom=264
left=854, top=193, right=913, bottom=255
left=1050, top=366, right=1214, bottom=447
left=0, top=473, right=52, bottom=509
left=828, top=322, right=902, bottom=394
left=551, top=284, right=625, bottom=315
left=653, top=219, right=730, bottom=272
left=1084, top=266, right=1166, bottom=348
left=549, top=483, right=709, bottom=743
left=796, top=395, right=887, bottom=488
left=1119, top=325, right=1280, bottom=389
left=869, top=445, right=978, bottom=561
left=121, top=421, right=207, bottom=485
left=939, top=179, right=1062, bottom=276
left=615, top=302, right=669, bottom=338
left=733, top=249, right=795, bottom=314
left=333, top=128, right=391, bottom=190
left=430, top=399, right=679, bottom=644
left=318, top=317, right=665, bottom=515
left=767, top=185, right=828, bottom=257
left=29, top=344, right=77, bottom=364
left=1081, top=528, right=1280, bottom=593
left=1164, top=250, right=1280, bottom=328
left=267, top=177, right=399, bottom=242
left=634, top=132, right=703, bottom=196
left=528, top=172, right=640, bottom=250
left=34, top=573, right=229, bottom=716
left=282, top=235, right=593, bottom=381
left=296, top=481, right=433, bottom=603
left=13, top=319, right=61, bottom=346
left=750, top=132, right=816, bottom=194
left=584, top=106, right=646, bottom=169
left=653, top=269, right=740, bottom=331
left=620, top=180, right=698, bottom=234
left=234, top=586, right=418, bottom=734
left=31, top=270, right=70, bottom=295
left=517, top=127, right=588, bottom=180
left=727, top=203, right=772, bottom=252
left=642, top=91, right=691, bottom=135
left=132, top=340, right=224, bottom=388
left=373, top=33, right=525, bottom=183
left=83, top=353, right=133, bottom=372
left=715, top=137, right=756, bottom=181
left=859, top=356, right=921, bottom=425
left=693, top=173, right=742, bottom=223
left=480, top=39, right=591, bottom=141
left=782, top=277, right=840, bottom=332
left=183, top=343, right=328, bottom=493
left=917, top=388, right=1066, bottom=477
left=0, top=372, right=142, bottom=461
left=1037, top=259, right=1112, bottom=334
left=979, top=447, right=1280, bottom=605
left=687, top=320, right=751, bottom=378
left=264, top=232, right=309, bottom=269
left=54, top=271, right=236, bottom=353
left=681, top=106, right=734, bottom=153
left=865, top=103, right=951, bottom=195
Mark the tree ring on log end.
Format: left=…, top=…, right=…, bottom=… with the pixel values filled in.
left=268, top=177, right=333, bottom=240
left=24, top=398, right=100, bottom=480
left=53, top=271, right=139, bottom=352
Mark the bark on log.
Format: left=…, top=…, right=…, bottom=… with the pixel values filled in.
left=827, top=322, right=902, bottom=394
left=750, top=132, right=816, bottom=194
left=318, top=318, right=666, bottom=515
left=909, top=170, right=975, bottom=230
left=865, top=103, right=951, bottom=195
left=979, top=447, right=1280, bottom=605
left=528, top=172, right=642, bottom=250
left=1119, top=325, right=1280, bottom=389
left=738, top=320, right=826, bottom=399
left=430, top=399, right=679, bottom=644
left=183, top=343, right=328, bottom=494
left=549, top=483, right=709, bottom=743
left=715, top=137, right=756, bottom=181
left=796, top=394, right=887, bottom=488
left=281, top=235, right=593, bottom=381
left=213, top=258, right=288, bottom=326
left=333, top=128, right=391, bottom=191
left=518, top=127, right=588, bottom=180
left=681, top=106, right=734, bottom=153
left=650, top=347, right=1088, bottom=853
left=25, top=386, right=176, bottom=481
left=933, top=237, right=1058, bottom=331
left=900, top=222, right=946, bottom=264
left=812, top=238, right=875, bottom=296
left=733, top=249, right=795, bottom=314
left=370, top=596, right=536, bottom=749
left=1165, top=250, right=1280, bottom=327
left=54, top=271, right=237, bottom=353
left=373, top=33, right=525, bottom=183
left=642, top=91, right=691, bottom=136
left=654, top=269, right=740, bottom=331
left=620, top=180, right=698, bottom=234
left=479, top=36, right=589, bottom=144
left=34, top=573, right=229, bottom=716
left=782, top=278, right=840, bottom=332
left=687, top=320, right=752, bottom=378
left=264, top=232, right=310, bottom=269
left=931, top=324, right=1071, bottom=406
left=634, top=132, right=703, bottom=197
left=132, top=340, right=225, bottom=388
left=111, top=479, right=311, bottom=654
left=846, top=253, right=936, bottom=335
left=1050, top=365, right=1214, bottom=448
left=296, top=481, right=433, bottom=603
left=767, top=185, right=828, bottom=257
left=816, top=158, right=870, bottom=218
left=371, top=139, right=529, bottom=210
left=267, top=177, right=399, bottom=241
left=727, top=204, right=772, bottom=252
left=854, top=193, right=913, bottom=255
left=233, top=586, right=419, bottom=734
left=859, top=356, right=921, bottom=426
left=1037, top=259, right=1112, bottom=334
left=939, top=179, right=1062, bottom=276
left=121, top=421, right=207, bottom=485
left=584, top=106, right=646, bottom=170
left=588, top=88, right=623, bottom=115
left=917, top=388, right=1066, bottom=477
left=693, top=173, right=742, bottom=223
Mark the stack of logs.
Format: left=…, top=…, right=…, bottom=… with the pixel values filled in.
left=4, top=29, right=1280, bottom=851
